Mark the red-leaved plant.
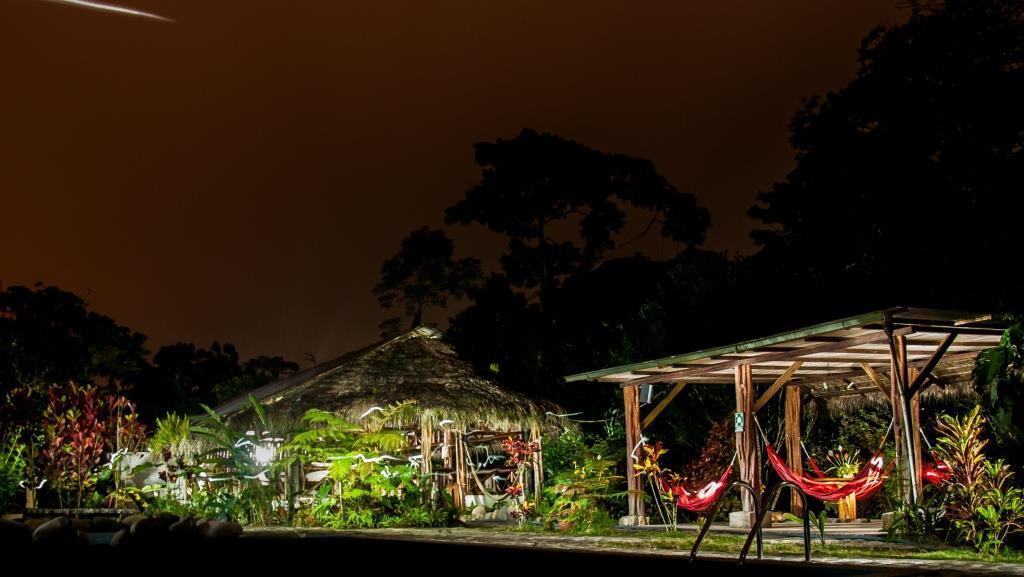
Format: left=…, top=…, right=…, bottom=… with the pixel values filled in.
left=42, top=383, right=108, bottom=508
left=501, top=436, right=540, bottom=527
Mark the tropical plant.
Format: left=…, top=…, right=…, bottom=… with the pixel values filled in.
left=884, top=479, right=946, bottom=542
left=825, top=445, right=862, bottom=478
left=149, top=413, right=192, bottom=455
left=542, top=449, right=621, bottom=532
left=0, top=386, right=45, bottom=508
left=284, top=401, right=448, bottom=528
left=975, top=323, right=1024, bottom=464
left=191, top=396, right=282, bottom=525
left=0, top=433, right=25, bottom=513
left=500, top=435, right=541, bottom=528
left=148, top=413, right=200, bottom=500
left=784, top=509, right=827, bottom=545
left=41, top=383, right=108, bottom=508
left=632, top=441, right=678, bottom=531
left=934, top=406, right=1024, bottom=553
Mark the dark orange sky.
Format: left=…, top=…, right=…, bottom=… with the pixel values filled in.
left=0, top=0, right=904, bottom=365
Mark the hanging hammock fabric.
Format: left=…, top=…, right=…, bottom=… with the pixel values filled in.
left=765, top=443, right=891, bottom=501
left=923, top=453, right=952, bottom=485
left=799, top=440, right=827, bottom=478
left=659, top=464, right=734, bottom=513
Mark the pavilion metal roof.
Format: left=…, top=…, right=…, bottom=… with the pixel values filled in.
left=565, top=308, right=1006, bottom=400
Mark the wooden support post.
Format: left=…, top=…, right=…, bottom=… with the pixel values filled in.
left=420, top=417, right=433, bottom=477
left=530, top=422, right=543, bottom=505
left=785, top=384, right=803, bottom=517
left=909, top=368, right=924, bottom=499
left=890, top=349, right=905, bottom=500
left=454, top=429, right=466, bottom=508
left=735, top=365, right=759, bottom=514
left=889, top=333, right=919, bottom=504
left=623, top=385, right=646, bottom=524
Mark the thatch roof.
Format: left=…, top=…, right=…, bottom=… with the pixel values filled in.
left=213, top=326, right=556, bottom=429
left=809, top=357, right=979, bottom=415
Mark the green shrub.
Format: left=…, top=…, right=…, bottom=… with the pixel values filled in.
left=0, top=434, right=25, bottom=513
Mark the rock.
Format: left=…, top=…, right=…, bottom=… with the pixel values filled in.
left=121, top=513, right=147, bottom=527
left=130, top=516, right=168, bottom=540
left=24, top=518, right=49, bottom=531
left=0, top=519, right=32, bottom=546
left=881, top=511, right=895, bottom=531
left=492, top=507, right=509, bottom=521
left=198, top=520, right=243, bottom=539
left=110, top=528, right=131, bottom=547
left=70, top=518, right=91, bottom=533
left=89, top=516, right=124, bottom=533
left=471, top=504, right=487, bottom=520
left=156, top=512, right=180, bottom=526
left=168, top=516, right=196, bottom=540
left=32, top=516, right=73, bottom=544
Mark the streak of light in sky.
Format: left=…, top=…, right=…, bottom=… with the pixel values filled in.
left=41, top=0, right=173, bottom=22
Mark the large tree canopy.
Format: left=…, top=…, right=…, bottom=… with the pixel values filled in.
left=749, top=0, right=1024, bottom=312
left=373, top=226, right=482, bottom=336
left=0, top=284, right=148, bottom=397
left=446, top=129, right=710, bottom=308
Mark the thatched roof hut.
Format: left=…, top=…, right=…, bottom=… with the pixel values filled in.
left=214, top=326, right=559, bottom=505
left=214, top=325, right=554, bottom=430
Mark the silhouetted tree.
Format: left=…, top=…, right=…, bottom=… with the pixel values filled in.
left=373, top=227, right=483, bottom=336
left=0, top=284, right=147, bottom=398
left=749, top=0, right=1024, bottom=313
left=211, top=355, right=300, bottom=404
left=446, top=129, right=710, bottom=310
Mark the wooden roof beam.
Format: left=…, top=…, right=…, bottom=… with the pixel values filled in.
left=908, top=332, right=957, bottom=397
left=621, top=327, right=913, bottom=387
left=753, top=361, right=803, bottom=412
left=641, top=382, right=687, bottom=429
left=860, top=362, right=891, bottom=401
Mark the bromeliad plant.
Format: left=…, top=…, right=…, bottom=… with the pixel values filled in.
left=934, top=406, right=1024, bottom=554
left=825, top=445, right=862, bottom=478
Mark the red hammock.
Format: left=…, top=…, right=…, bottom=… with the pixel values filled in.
left=765, top=443, right=891, bottom=501
left=659, top=464, right=734, bottom=513
left=923, top=453, right=952, bottom=485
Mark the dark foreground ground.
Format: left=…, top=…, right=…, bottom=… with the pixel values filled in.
left=8, top=531, right=986, bottom=576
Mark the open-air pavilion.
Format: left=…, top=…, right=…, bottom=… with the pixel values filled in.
left=565, top=308, right=1008, bottom=526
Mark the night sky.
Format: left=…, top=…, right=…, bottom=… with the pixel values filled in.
left=1, top=1, right=903, bottom=364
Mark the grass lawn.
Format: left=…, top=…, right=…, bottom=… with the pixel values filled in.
left=501, top=525, right=1024, bottom=564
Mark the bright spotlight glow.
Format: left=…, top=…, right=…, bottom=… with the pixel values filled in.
left=254, top=443, right=276, bottom=465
